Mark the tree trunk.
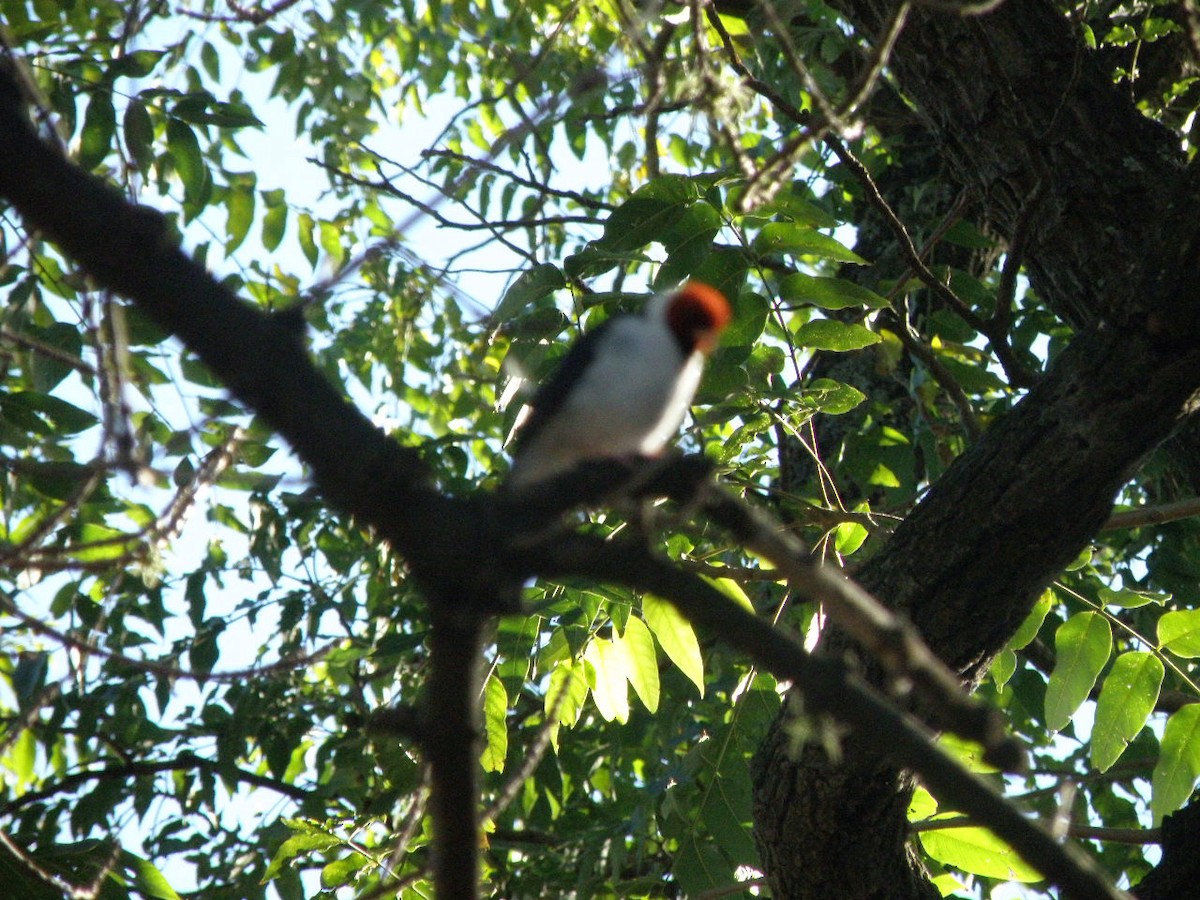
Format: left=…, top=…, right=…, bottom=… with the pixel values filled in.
left=749, top=1, right=1200, bottom=896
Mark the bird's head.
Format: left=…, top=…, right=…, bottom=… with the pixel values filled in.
left=654, top=281, right=732, bottom=355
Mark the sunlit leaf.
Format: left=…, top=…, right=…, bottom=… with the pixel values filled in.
left=795, top=319, right=881, bottom=351
left=1159, top=609, right=1200, bottom=657
left=481, top=674, right=508, bottom=773
left=622, top=615, right=660, bottom=713
left=1152, top=705, right=1200, bottom=823
left=123, top=97, right=155, bottom=172
left=583, top=636, right=630, bottom=724
left=494, top=263, right=566, bottom=322
left=919, top=824, right=1042, bottom=882
left=642, top=594, right=704, bottom=696
left=1092, top=651, right=1163, bottom=771
left=1045, top=611, right=1112, bottom=731
left=780, top=272, right=889, bottom=309
left=753, top=222, right=867, bottom=264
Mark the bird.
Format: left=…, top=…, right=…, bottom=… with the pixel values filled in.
left=505, top=281, right=732, bottom=490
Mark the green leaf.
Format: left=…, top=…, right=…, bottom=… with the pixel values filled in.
left=1091, top=651, right=1163, bottom=772
left=166, top=118, right=208, bottom=202
left=622, top=615, right=660, bottom=714
left=1045, top=611, right=1112, bottom=731
left=673, top=835, right=739, bottom=895
left=654, top=201, right=722, bottom=288
left=494, top=263, right=566, bottom=322
left=544, top=658, right=589, bottom=749
left=123, top=98, right=155, bottom=172
left=753, top=222, right=867, bottom=264
left=700, top=574, right=755, bottom=612
left=990, top=648, right=1017, bottom=689
left=835, top=519, right=868, bottom=555
left=757, top=190, right=839, bottom=227
left=481, top=674, right=508, bottom=773
left=1007, top=589, right=1055, bottom=651
left=78, top=89, right=116, bottom=170
left=263, top=821, right=340, bottom=882
left=598, top=175, right=703, bottom=252
left=780, top=272, right=888, bottom=309
left=918, top=825, right=1042, bottom=882
left=319, top=220, right=344, bottom=268
left=795, top=319, right=881, bottom=352
left=689, top=246, right=750, bottom=311
left=108, top=49, right=166, bottom=80
left=1152, top=704, right=1200, bottom=823
left=225, top=177, right=256, bottom=253
left=298, top=212, right=318, bottom=266
left=3, top=729, right=37, bottom=785
left=642, top=594, right=704, bottom=697
left=584, top=636, right=629, bottom=724
left=262, top=189, right=287, bottom=251
left=0, top=391, right=98, bottom=435
left=120, top=850, right=182, bottom=900
left=1098, top=586, right=1169, bottom=609
left=1158, top=609, right=1200, bottom=657
left=72, top=523, right=137, bottom=562
left=320, top=853, right=366, bottom=888
left=802, top=378, right=866, bottom=414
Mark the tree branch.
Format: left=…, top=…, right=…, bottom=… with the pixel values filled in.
left=516, top=531, right=1129, bottom=900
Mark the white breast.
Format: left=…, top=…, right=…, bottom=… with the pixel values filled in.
left=507, top=316, right=701, bottom=487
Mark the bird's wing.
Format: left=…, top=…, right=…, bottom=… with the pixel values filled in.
left=510, top=320, right=614, bottom=452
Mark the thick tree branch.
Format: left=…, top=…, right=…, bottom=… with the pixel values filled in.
left=422, top=605, right=487, bottom=900
left=518, top=532, right=1129, bottom=900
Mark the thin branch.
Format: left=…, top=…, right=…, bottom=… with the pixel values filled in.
left=1, top=751, right=311, bottom=815
left=826, top=135, right=1038, bottom=388
left=879, top=308, right=982, bottom=440
left=835, top=2, right=912, bottom=123
left=0, top=829, right=119, bottom=900
left=0, top=457, right=105, bottom=565
left=179, top=0, right=305, bottom=24
left=420, top=149, right=617, bottom=211
left=0, top=324, right=96, bottom=375
left=1103, top=496, right=1200, bottom=531
left=991, top=179, right=1044, bottom=337
left=3, top=428, right=241, bottom=571
left=910, top=814, right=1159, bottom=846
left=912, top=0, right=1008, bottom=13
left=0, top=589, right=337, bottom=685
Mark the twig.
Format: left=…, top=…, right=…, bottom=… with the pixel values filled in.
left=0, top=325, right=96, bottom=374
left=1103, top=496, right=1200, bottom=531
left=0, top=589, right=337, bottom=685
left=179, top=0, right=304, bottom=25
left=1, top=751, right=310, bottom=815
left=912, top=0, right=1007, bottom=13
left=420, top=149, right=617, bottom=211
left=0, top=829, right=119, bottom=899
left=827, top=135, right=1038, bottom=388
left=879, top=308, right=982, bottom=440
left=910, top=814, right=1160, bottom=845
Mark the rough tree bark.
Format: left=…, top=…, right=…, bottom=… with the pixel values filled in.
left=749, top=1, right=1200, bottom=897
